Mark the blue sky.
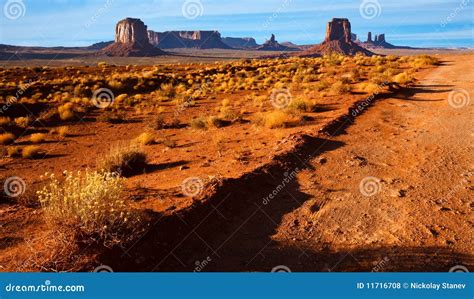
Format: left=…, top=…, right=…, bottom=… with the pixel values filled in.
left=0, top=0, right=472, bottom=48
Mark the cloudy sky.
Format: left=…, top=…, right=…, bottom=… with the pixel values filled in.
left=0, top=0, right=472, bottom=48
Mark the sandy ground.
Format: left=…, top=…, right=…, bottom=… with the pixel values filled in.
left=100, top=54, right=474, bottom=272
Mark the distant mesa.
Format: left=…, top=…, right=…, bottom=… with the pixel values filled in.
left=222, top=37, right=259, bottom=49
left=148, top=30, right=231, bottom=49
left=300, top=18, right=374, bottom=57
left=257, top=34, right=299, bottom=51
left=98, top=18, right=166, bottom=57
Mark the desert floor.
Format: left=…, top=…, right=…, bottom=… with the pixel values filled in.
left=0, top=52, right=472, bottom=272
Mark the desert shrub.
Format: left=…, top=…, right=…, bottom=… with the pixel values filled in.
left=315, top=80, right=331, bottom=92
left=97, top=142, right=147, bottom=176
left=22, top=145, right=42, bottom=159
left=393, top=72, right=413, bottom=85
left=330, top=81, right=352, bottom=94
left=412, top=55, right=439, bottom=67
left=0, top=116, right=11, bottom=126
left=148, top=114, right=166, bottom=130
left=287, top=98, right=313, bottom=113
left=30, top=133, right=47, bottom=144
left=359, top=82, right=381, bottom=94
left=190, top=117, right=207, bottom=130
left=15, top=117, right=31, bottom=128
left=37, top=170, right=141, bottom=246
left=254, top=111, right=296, bottom=129
left=0, top=133, right=15, bottom=145
left=6, top=146, right=21, bottom=157
left=135, top=132, right=154, bottom=145
left=58, top=103, right=75, bottom=121
left=50, top=126, right=69, bottom=137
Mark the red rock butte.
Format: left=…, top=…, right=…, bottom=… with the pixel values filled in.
left=300, top=18, right=374, bottom=57
left=98, top=18, right=166, bottom=57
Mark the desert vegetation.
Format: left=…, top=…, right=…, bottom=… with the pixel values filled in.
left=0, top=53, right=439, bottom=271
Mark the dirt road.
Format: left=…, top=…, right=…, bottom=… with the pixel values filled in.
left=104, top=54, right=473, bottom=272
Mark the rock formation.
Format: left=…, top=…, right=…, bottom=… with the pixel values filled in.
left=363, top=32, right=399, bottom=49
left=147, top=30, right=231, bottom=49
left=256, top=34, right=299, bottom=51
left=222, top=37, right=259, bottom=49
left=98, top=18, right=166, bottom=57
left=300, top=18, right=374, bottom=57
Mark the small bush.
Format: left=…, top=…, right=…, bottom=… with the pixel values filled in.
left=50, top=126, right=69, bottom=137
left=14, top=117, right=31, bottom=128
left=254, top=111, right=296, bottom=129
left=22, top=145, right=42, bottom=159
left=37, top=170, right=141, bottom=246
left=135, top=132, right=154, bottom=145
left=330, top=81, right=352, bottom=94
left=393, top=72, right=413, bottom=85
left=0, top=117, right=11, bottom=126
left=98, top=142, right=147, bottom=176
left=6, top=146, right=21, bottom=157
left=97, top=111, right=124, bottom=124
left=30, top=133, right=47, bottom=144
left=0, top=133, right=15, bottom=145
left=190, top=117, right=207, bottom=130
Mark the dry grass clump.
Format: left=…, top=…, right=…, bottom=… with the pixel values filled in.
left=411, top=55, right=439, bottom=67
left=58, top=103, right=75, bottom=121
left=6, top=146, right=21, bottom=157
left=0, top=116, right=11, bottom=126
left=393, top=72, right=413, bottom=86
left=22, top=145, right=42, bottom=159
left=287, top=98, right=314, bottom=113
left=359, top=82, right=382, bottom=94
left=134, top=132, right=155, bottom=145
left=30, top=133, right=47, bottom=144
left=14, top=116, right=31, bottom=128
left=50, top=126, right=69, bottom=137
left=98, top=142, right=147, bottom=176
left=190, top=117, right=207, bottom=130
left=37, top=170, right=141, bottom=246
left=330, top=81, right=352, bottom=94
left=254, top=110, right=299, bottom=129
left=0, top=132, right=15, bottom=145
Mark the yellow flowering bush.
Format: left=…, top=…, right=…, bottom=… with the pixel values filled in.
left=37, top=170, right=140, bottom=246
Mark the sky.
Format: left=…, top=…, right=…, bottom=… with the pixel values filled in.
left=0, top=0, right=472, bottom=48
